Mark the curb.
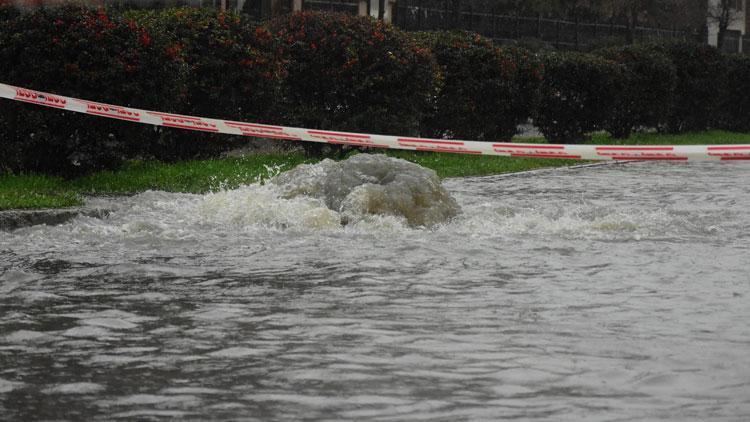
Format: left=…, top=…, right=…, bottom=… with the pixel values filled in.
left=0, top=207, right=111, bottom=231
left=450, top=159, right=636, bottom=181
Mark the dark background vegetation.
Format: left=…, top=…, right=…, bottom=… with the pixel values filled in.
left=1, top=5, right=749, bottom=177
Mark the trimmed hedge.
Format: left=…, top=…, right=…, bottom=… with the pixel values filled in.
left=0, top=5, right=183, bottom=176
left=595, top=44, right=676, bottom=139
left=534, top=52, right=624, bottom=144
left=653, top=41, right=725, bottom=133
left=124, top=8, right=284, bottom=161
left=3, top=6, right=750, bottom=175
left=265, top=12, right=438, bottom=154
left=718, top=54, right=750, bottom=133
left=416, top=31, right=542, bottom=141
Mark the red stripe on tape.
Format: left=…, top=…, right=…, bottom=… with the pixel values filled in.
left=225, top=121, right=300, bottom=140
left=82, top=101, right=141, bottom=122
left=707, top=146, right=750, bottom=151
left=329, top=140, right=390, bottom=149
left=493, top=143, right=565, bottom=149
left=308, top=130, right=370, bottom=139
left=415, top=147, right=482, bottom=154
left=608, top=156, right=688, bottom=161
left=510, top=153, right=582, bottom=159
left=147, top=112, right=218, bottom=132
left=14, top=88, right=67, bottom=108
left=596, top=146, right=674, bottom=151
left=399, top=138, right=465, bottom=146
left=225, top=121, right=284, bottom=130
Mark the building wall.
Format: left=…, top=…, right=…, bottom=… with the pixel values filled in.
left=707, top=0, right=747, bottom=46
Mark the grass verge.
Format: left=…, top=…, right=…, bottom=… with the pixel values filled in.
left=2, top=130, right=749, bottom=210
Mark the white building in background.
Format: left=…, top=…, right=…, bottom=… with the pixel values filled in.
left=707, top=0, right=748, bottom=52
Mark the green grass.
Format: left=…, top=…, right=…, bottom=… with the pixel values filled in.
left=0, top=174, right=82, bottom=209
left=585, top=130, right=750, bottom=145
left=2, top=130, right=749, bottom=211
left=385, top=150, right=574, bottom=178
left=1, top=154, right=313, bottom=210
left=70, top=153, right=313, bottom=195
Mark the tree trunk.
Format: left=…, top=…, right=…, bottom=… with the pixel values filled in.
left=625, top=6, right=639, bottom=44
left=717, top=23, right=727, bottom=50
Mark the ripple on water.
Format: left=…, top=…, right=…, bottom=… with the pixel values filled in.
left=1, top=161, right=749, bottom=421
left=42, top=382, right=105, bottom=395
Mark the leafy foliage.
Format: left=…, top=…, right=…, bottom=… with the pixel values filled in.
left=534, top=52, right=624, bottom=143
left=717, top=54, right=750, bottom=133
left=595, top=44, right=676, bottom=138
left=0, top=5, right=183, bottom=176
left=416, top=31, right=542, bottom=141
left=651, top=41, right=725, bottom=133
left=124, top=8, right=284, bottom=161
left=265, top=12, right=438, bottom=154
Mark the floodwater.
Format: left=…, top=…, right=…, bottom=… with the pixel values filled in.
left=1, top=159, right=749, bottom=421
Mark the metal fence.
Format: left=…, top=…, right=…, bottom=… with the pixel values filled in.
left=99, top=0, right=747, bottom=54
left=392, top=1, right=689, bottom=50
left=302, top=0, right=357, bottom=14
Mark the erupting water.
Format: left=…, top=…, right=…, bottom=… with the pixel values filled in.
left=271, top=154, right=460, bottom=227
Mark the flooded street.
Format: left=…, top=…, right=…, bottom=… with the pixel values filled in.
left=1, top=160, right=749, bottom=421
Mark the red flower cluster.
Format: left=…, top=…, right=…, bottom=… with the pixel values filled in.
left=165, top=43, right=183, bottom=60
left=254, top=26, right=272, bottom=41
left=139, top=31, right=151, bottom=47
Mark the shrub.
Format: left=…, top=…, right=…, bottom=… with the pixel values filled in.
left=649, top=41, right=725, bottom=133
left=0, top=5, right=183, bottom=177
left=595, top=44, right=676, bottom=138
left=717, top=54, right=750, bottom=133
left=0, top=1, right=19, bottom=21
left=416, top=31, right=542, bottom=142
left=265, top=12, right=438, bottom=154
left=123, top=8, right=284, bottom=161
left=534, top=52, right=624, bottom=144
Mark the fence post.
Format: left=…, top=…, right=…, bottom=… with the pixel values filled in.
left=594, top=18, right=599, bottom=39
left=515, top=14, right=520, bottom=39
left=417, top=0, right=422, bottom=29
left=537, top=13, right=542, bottom=39
left=444, top=1, right=449, bottom=30
left=555, top=19, right=560, bottom=49
left=492, top=6, right=497, bottom=39
left=574, top=14, right=579, bottom=50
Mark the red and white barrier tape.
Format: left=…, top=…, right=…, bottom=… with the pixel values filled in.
left=2, top=82, right=750, bottom=162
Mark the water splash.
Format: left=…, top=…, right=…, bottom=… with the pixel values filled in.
left=271, top=154, right=461, bottom=227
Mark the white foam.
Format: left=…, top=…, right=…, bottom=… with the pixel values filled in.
left=42, top=382, right=105, bottom=395
left=0, top=378, right=24, bottom=393
left=207, top=347, right=270, bottom=358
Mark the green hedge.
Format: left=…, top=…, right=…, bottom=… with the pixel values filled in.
left=0, top=5, right=183, bottom=177
left=718, top=54, right=750, bottom=133
left=534, top=52, right=624, bottom=143
left=124, top=8, right=283, bottom=161
left=415, top=31, right=541, bottom=141
left=265, top=12, right=437, bottom=154
left=654, top=41, right=725, bottom=133
left=2, top=6, right=750, bottom=175
left=595, top=44, right=676, bottom=139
